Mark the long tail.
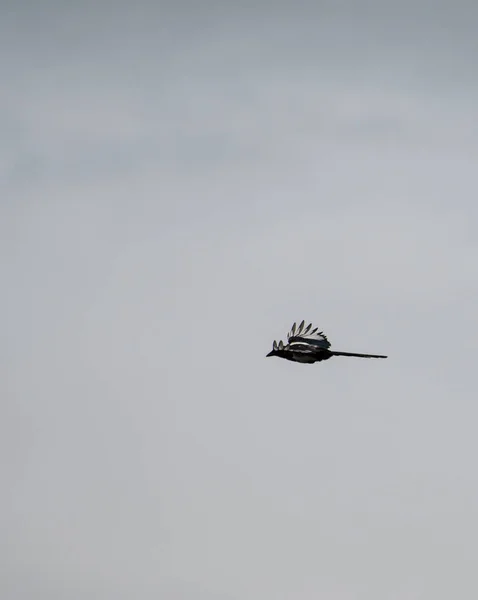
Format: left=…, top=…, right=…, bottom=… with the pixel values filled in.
left=330, top=350, right=387, bottom=359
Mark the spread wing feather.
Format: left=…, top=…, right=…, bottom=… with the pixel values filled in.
left=287, top=321, right=331, bottom=349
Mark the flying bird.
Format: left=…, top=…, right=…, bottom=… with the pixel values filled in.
left=267, top=321, right=387, bottom=364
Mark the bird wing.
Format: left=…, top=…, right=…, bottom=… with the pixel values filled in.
left=287, top=320, right=331, bottom=349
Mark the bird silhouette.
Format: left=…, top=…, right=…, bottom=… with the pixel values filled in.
left=267, top=321, right=387, bottom=364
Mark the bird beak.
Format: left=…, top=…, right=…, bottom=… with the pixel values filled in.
left=266, top=350, right=274, bottom=357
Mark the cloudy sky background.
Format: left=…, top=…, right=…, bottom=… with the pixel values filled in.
left=2, top=2, right=478, bottom=598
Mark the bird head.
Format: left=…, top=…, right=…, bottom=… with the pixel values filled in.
left=266, top=339, right=284, bottom=357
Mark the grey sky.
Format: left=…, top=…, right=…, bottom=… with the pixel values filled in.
left=2, top=2, right=478, bottom=599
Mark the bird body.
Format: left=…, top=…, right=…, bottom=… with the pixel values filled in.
left=267, top=321, right=387, bottom=364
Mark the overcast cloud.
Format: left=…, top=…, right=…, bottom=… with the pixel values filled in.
left=2, top=2, right=478, bottom=599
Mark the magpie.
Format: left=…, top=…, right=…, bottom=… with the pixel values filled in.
left=267, top=321, right=387, bottom=364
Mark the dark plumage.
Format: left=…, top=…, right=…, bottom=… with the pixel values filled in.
left=266, top=320, right=387, bottom=364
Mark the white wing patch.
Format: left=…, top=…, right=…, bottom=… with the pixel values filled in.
left=287, top=320, right=331, bottom=349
